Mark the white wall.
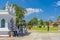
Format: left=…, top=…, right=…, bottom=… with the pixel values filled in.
left=0, top=14, right=16, bottom=31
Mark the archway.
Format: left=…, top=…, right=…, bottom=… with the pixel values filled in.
left=1, top=19, right=5, bottom=28
left=10, top=18, right=14, bottom=27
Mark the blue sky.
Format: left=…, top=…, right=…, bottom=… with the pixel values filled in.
left=0, top=0, right=60, bottom=21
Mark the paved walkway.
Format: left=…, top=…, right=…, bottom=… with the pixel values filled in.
left=0, top=31, right=60, bottom=40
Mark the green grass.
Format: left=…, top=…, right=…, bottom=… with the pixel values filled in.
left=31, top=27, right=60, bottom=32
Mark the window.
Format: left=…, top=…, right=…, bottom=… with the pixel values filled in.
left=1, top=19, right=5, bottom=28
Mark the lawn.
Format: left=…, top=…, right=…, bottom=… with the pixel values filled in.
left=31, top=27, right=60, bottom=33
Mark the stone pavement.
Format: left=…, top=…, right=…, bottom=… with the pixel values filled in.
left=0, top=32, right=60, bottom=40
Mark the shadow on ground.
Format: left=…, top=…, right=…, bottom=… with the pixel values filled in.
left=23, top=32, right=31, bottom=36
left=16, top=32, right=31, bottom=37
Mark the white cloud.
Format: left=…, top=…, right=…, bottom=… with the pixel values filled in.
left=25, top=8, right=43, bottom=16
left=56, top=1, right=60, bottom=6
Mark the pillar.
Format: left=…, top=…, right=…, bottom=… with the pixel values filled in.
left=0, top=20, right=1, bottom=28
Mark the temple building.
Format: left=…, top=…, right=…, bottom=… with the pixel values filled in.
left=0, top=1, right=16, bottom=36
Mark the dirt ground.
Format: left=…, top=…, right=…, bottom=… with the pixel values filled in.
left=0, top=31, right=60, bottom=40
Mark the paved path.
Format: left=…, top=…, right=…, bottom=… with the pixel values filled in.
left=0, top=31, right=60, bottom=40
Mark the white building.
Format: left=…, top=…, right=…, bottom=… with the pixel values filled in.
left=0, top=1, right=16, bottom=36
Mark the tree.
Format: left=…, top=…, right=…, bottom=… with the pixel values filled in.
left=39, top=19, right=43, bottom=27
left=57, top=16, right=60, bottom=23
left=58, top=16, right=60, bottom=19
left=43, top=21, right=48, bottom=27
left=28, top=17, right=38, bottom=27
left=12, top=4, right=26, bottom=26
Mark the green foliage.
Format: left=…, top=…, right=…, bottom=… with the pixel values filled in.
left=28, top=17, right=38, bottom=26
left=39, top=19, right=43, bottom=26
left=58, top=16, right=60, bottom=19
left=13, top=4, right=27, bottom=26
left=13, top=4, right=26, bottom=23
left=43, top=21, right=48, bottom=27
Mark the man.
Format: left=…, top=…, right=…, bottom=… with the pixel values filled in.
left=47, top=21, right=49, bottom=32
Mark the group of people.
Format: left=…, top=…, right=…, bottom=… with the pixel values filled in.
left=9, top=20, right=32, bottom=37
left=10, top=25, right=28, bottom=37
